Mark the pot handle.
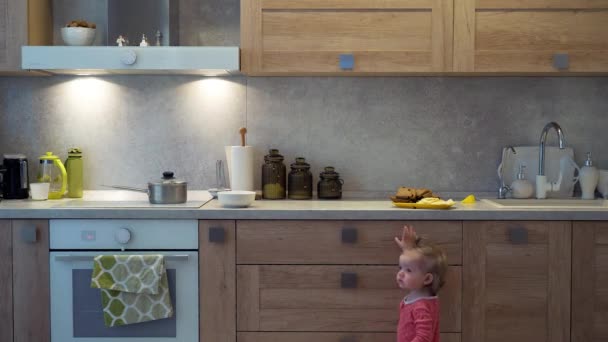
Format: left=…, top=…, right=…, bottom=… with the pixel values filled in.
left=101, top=184, right=148, bottom=193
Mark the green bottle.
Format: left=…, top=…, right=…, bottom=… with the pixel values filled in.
left=65, top=148, right=83, bottom=198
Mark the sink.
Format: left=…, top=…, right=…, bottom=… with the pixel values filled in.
left=482, top=198, right=607, bottom=208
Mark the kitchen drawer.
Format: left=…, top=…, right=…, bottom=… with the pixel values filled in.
left=238, top=332, right=462, bottom=342
left=237, top=265, right=461, bottom=332
left=236, top=220, right=462, bottom=265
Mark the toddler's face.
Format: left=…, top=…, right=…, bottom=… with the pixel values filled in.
left=396, top=251, right=430, bottom=291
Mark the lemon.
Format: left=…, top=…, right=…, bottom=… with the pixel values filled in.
left=461, top=194, right=476, bottom=204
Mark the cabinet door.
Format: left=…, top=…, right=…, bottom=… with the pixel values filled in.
left=454, top=0, right=608, bottom=72
left=241, top=0, right=453, bottom=74
left=0, top=221, right=12, bottom=342
left=199, top=220, right=236, bottom=342
left=572, top=222, right=608, bottom=342
left=237, top=265, right=461, bottom=333
left=12, top=220, right=50, bottom=342
left=462, top=221, right=571, bottom=342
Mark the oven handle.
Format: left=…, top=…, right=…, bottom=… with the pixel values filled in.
left=54, top=254, right=190, bottom=262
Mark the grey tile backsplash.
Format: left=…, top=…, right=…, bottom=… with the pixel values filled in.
left=1, top=76, right=607, bottom=194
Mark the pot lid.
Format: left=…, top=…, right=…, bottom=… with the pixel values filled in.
left=149, top=171, right=187, bottom=186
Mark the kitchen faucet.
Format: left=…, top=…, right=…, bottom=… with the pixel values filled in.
left=536, top=121, right=566, bottom=199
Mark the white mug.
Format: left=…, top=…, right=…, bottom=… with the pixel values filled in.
left=30, top=182, right=51, bottom=201
left=598, top=170, right=608, bottom=199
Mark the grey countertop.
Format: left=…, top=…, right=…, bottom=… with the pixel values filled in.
left=0, top=191, right=607, bottom=220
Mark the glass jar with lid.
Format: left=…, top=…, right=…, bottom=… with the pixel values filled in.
left=288, top=157, right=312, bottom=200
left=317, top=166, right=343, bottom=199
left=262, top=149, right=286, bottom=199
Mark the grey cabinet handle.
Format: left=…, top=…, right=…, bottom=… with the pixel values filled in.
left=508, top=226, right=528, bottom=244
left=208, top=227, right=225, bottom=243
left=339, top=53, right=354, bottom=70
left=20, top=225, right=37, bottom=243
left=553, top=53, right=569, bottom=70
left=341, top=228, right=357, bottom=243
left=341, top=272, right=358, bottom=288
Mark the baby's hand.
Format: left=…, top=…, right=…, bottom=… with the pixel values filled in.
left=395, top=225, right=418, bottom=250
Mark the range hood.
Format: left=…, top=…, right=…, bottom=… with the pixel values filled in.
left=22, top=46, right=240, bottom=76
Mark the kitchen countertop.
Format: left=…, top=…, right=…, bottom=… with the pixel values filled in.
left=0, top=191, right=608, bottom=220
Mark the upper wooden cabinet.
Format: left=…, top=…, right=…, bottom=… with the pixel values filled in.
left=454, top=0, right=608, bottom=72
left=0, top=0, right=52, bottom=74
left=462, top=221, right=571, bottom=342
left=241, top=0, right=454, bottom=75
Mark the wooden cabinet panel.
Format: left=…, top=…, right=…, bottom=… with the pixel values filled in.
left=462, top=221, right=571, bottom=342
left=12, top=220, right=49, bottom=342
left=237, top=265, right=461, bottom=332
left=236, top=220, right=462, bottom=265
left=238, top=332, right=461, bottom=342
left=200, top=220, right=236, bottom=342
left=241, top=0, right=453, bottom=74
left=0, top=221, right=13, bottom=342
left=454, top=0, right=608, bottom=72
left=572, top=222, right=608, bottom=342
left=0, top=0, right=51, bottom=73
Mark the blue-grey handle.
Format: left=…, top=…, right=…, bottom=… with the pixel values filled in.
left=20, top=225, right=37, bottom=243
left=508, top=226, right=528, bottom=244
left=209, top=227, right=225, bottom=243
left=341, top=228, right=357, bottom=243
left=341, top=272, right=358, bottom=288
left=339, top=54, right=354, bottom=70
left=553, top=53, right=569, bottom=70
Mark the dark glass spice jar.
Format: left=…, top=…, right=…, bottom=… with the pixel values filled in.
left=317, top=166, right=343, bottom=199
left=262, top=149, right=286, bottom=199
left=288, top=157, right=312, bottom=200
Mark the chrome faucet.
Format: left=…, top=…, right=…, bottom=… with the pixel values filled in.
left=536, top=122, right=566, bottom=198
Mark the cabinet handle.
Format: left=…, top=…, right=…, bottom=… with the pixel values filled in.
left=208, top=227, right=225, bottom=243
left=553, top=53, right=569, bottom=70
left=20, top=225, right=38, bottom=243
left=508, top=226, right=528, bottom=244
left=341, top=272, right=358, bottom=288
left=339, top=54, right=354, bottom=70
left=340, top=336, right=357, bottom=342
left=341, top=228, right=357, bottom=243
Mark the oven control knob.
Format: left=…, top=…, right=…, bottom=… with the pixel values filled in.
left=121, top=50, right=137, bottom=65
left=115, top=228, right=132, bottom=245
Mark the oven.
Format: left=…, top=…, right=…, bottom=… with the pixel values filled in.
left=49, top=219, right=199, bottom=342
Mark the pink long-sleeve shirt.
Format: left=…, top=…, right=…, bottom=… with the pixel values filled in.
left=397, top=297, right=440, bottom=342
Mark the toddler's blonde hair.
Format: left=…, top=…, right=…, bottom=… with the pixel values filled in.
left=408, top=236, right=448, bottom=295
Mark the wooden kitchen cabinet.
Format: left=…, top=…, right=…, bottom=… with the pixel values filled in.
left=454, top=0, right=608, bottom=73
left=462, top=221, right=571, bottom=342
left=199, top=220, right=236, bottom=342
left=0, top=0, right=52, bottom=74
left=12, top=220, right=50, bottom=342
left=241, top=0, right=454, bottom=75
left=572, top=222, right=608, bottom=342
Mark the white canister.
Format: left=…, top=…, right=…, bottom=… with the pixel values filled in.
left=225, top=146, right=255, bottom=191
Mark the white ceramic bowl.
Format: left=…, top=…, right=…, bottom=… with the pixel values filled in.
left=61, top=27, right=96, bottom=46
left=598, top=170, right=608, bottom=199
left=217, top=190, right=255, bottom=208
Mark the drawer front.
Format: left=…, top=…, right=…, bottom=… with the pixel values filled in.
left=238, top=332, right=462, bottom=342
left=237, top=265, right=462, bottom=332
left=237, top=220, right=462, bottom=265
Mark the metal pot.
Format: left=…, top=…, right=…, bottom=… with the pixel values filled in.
left=108, top=171, right=188, bottom=204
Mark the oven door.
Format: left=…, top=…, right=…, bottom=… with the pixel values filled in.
left=50, top=251, right=198, bottom=342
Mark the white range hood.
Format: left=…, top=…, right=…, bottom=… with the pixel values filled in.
left=22, top=46, right=240, bottom=76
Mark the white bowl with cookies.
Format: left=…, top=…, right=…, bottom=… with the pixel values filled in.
left=61, top=20, right=96, bottom=46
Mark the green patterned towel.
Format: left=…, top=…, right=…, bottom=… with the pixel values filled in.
left=91, top=255, right=174, bottom=327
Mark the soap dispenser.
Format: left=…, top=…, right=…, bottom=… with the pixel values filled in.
left=511, top=164, right=534, bottom=199
left=579, top=152, right=599, bottom=200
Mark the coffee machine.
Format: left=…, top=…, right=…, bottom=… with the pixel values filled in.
left=0, top=154, right=30, bottom=199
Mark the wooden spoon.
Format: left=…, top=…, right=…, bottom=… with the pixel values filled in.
left=239, top=127, right=247, bottom=146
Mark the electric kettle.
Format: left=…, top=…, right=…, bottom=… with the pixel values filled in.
left=38, top=152, right=67, bottom=199
left=0, top=154, right=30, bottom=199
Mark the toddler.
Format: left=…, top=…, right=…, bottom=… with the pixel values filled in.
left=394, top=225, right=448, bottom=342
